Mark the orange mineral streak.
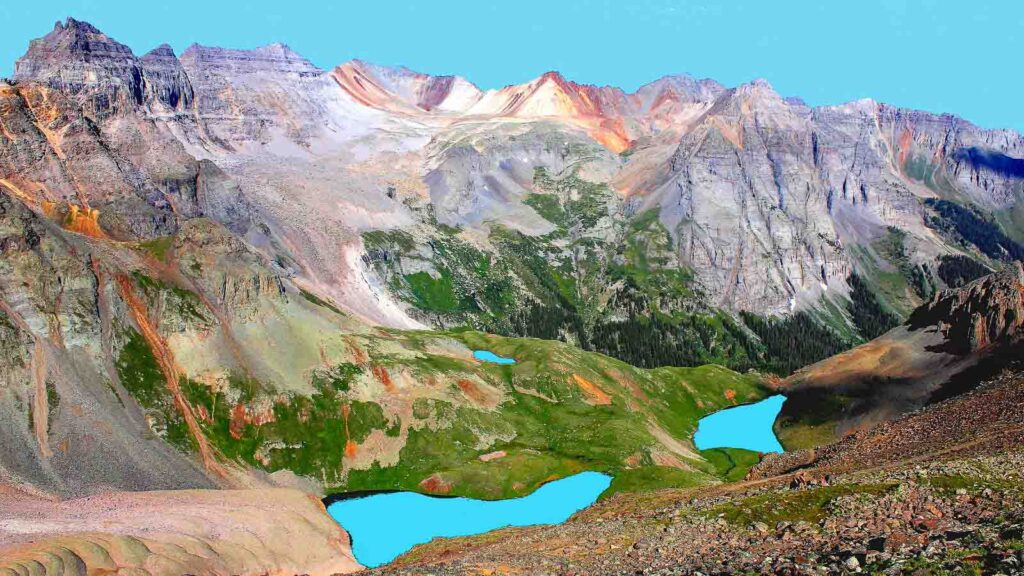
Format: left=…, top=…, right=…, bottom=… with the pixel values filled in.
left=570, top=374, right=612, bottom=405
left=418, top=473, right=453, bottom=495
left=229, top=403, right=247, bottom=440
left=591, top=126, right=630, bottom=154
left=371, top=364, right=395, bottom=391
left=0, top=178, right=48, bottom=206
left=341, top=404, right=357, bottom=458
left=456, top=378, right=488, bottom=407
left=114, top=274, right=224, bottom=477
left=62, top=204, right=109, bottom=239
left=897, top=126, right=914, bottom=168
left=346, top=337, right=369, bottom=365
left=17, top=87, right=91, bottom=209
left=0, top=298, right=53, bottom=457
left=712, top=118, right=744, bottom=150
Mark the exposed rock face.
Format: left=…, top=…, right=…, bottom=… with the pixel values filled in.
left=0, top=17, right=1022, bottom=576
left=754, top=364, right=1024, bottom=479
left=0, top=487, right=362, bottom=575
left=140, top=44, right=194, bottom=113
left=15, top=18, right=144, bottom=117
left=642, top=84, right=1024, bottom=314
left=778, top=264, right=1024, bottom=442
left=0, top=192, right=216, bottom=496
left=908, top=262, right=1024, bottom=353
left=11, top=18, right=1022, bottom=329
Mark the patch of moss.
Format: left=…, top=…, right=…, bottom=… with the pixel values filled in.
left=710, top=482, right=895, bottom=526
left=602, top=466, right=708, bottom=499
left=182, top=366, right=391, bottom=475
left=45, top=381, right=60, bottom=423
left=524, top=193, right=567, bottom=228
left=363, top=229, right=417, bottom=252
left=115, top=331, right=195, bottom=452
left=775, top=421, right=838, bottom=451
left=919, top=474, right=1023, bottom=496
left=312, top=362, right=361, bottom=392
left=298, top=288, right=344, bottom=316
left=137, top=237, right=174, bottom=261
left=701, top=448, right=762, bottom=482
left=405, top=271, right=463, bottom=313
left=165, top=326, right=768, bottom=499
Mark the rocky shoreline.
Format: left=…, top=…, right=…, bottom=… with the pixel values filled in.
left=374, top=452, right=1024, bottom=575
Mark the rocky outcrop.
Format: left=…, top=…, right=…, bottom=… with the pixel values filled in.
left=754, top=365, right=1024, bottom=479
left=140, top=44, right=194, bottom=113
left=908, top=262, right=1024, bottom=354
left=0, top=487, right=361, bottom=575
left=777, top=265, right=1024, bottom=444
left=13, top=17, right=1022, bottom=331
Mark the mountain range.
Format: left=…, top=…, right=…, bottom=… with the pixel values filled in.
left=1, top=17, right=1023, bottom=575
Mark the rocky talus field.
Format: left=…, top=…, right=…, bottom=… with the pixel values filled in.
left=374, top=367, right=1024, bottom=575
left=0, top=16, right=1022, bottom=576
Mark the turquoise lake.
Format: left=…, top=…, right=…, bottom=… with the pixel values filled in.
left=473, top=349, right=517, bottom=364
left=693, top=394, right=786, bottom=453
left=327, top=471, right=611, bottom=568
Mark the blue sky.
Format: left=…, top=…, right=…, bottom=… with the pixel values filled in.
left=1, top=0, right=1021, bottom=132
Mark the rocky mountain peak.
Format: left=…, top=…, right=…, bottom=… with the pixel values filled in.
left=14, top=17, right=144, bottom=115
left=733, top=77, right=782, bottom=101
left=253, top=42, right=306, bottom=61
left=51, top=16, right=102, bottom=35
left=538, top=70, right=567, bottom=84
left=16, top=17, right=136, bottom=70
left=139, top=44, right=193, bottom=112
left=333, top=59, right=483, bottom=114
left=635, top=74, right=725, bottom=106
left=142, top=43, right=178, bottom=60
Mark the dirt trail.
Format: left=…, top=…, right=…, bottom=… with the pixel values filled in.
left=115, top=274, right=226, bottom=478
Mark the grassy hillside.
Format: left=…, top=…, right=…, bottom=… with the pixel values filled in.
left=112, top=242, right=769, bottom=499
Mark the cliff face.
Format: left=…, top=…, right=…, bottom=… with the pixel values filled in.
left=140, top=44, right=194, bottom=113
left=908, top=262, right=1024, bottom=354
left=0, top=19, right=1020, bottom=497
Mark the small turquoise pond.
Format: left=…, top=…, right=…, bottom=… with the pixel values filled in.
left=693, top=394, right=786, bottom=453
left=473, top=349, right=517, bottom=364
left=327, top=471, right=611, bottom=568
